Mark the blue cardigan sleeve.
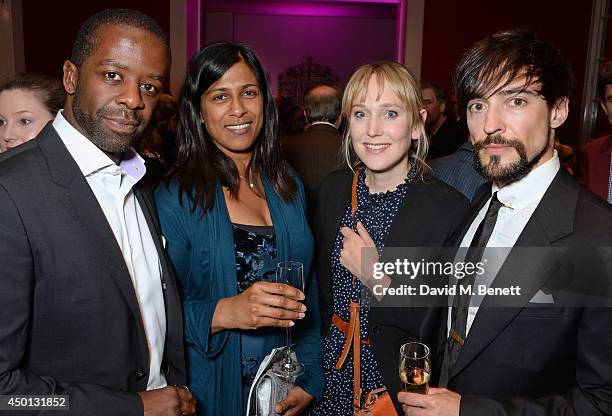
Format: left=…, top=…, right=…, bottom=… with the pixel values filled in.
left=293, top=271, right=324, bottom=400
left=155, top=184, right=230, bottom=357
left=288, top=178, right=325, bottom=400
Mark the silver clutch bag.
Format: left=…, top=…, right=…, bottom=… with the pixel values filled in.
left=247, top=347, right=298, bottom=416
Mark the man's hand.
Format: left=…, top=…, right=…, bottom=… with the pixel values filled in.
left=275, top=386, right=314, bottom=416
left=138, top=386, right=196, bottom=416
left=212, top=281, right=306, bottom=333
left=398, top=388, right=460, bottom=416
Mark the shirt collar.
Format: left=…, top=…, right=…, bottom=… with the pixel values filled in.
left=492, top=150, right=560, bottom=211
left=53, top=110, right=146, bottom=181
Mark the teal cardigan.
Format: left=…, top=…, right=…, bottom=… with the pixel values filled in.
left=155, top=175, right=324, bottom=415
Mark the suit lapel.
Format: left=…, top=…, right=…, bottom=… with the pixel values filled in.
left=134, top=183, right=184, bottom=357
left=449, top=170, right=578, bottom=380
left=38, top=125, right=147, bottom=338
left=446, top=184, right=491, bottom=248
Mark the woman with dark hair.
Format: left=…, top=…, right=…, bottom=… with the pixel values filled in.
left=0, top=72, right=65, bottom=152
left=155, top=42, right=324, bottom=415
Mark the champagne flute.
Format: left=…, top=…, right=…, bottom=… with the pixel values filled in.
left=272, top=261, right=305, bottom=379
left=399, top=342, right=431, bottom=394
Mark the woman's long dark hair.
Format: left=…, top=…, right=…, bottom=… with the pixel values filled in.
left=168, top=41, right=296, bottom=214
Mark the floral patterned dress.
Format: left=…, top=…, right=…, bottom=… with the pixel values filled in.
left=232, top=223, right=278, bottom=410
left=310, top=169, right=416, bottom=415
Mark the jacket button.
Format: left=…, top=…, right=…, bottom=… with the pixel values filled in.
left=136, top=369, right=147, bottom=380
left=371, top=325, right=380, bottom=334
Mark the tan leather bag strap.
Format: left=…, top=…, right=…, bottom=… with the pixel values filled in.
left=351, top=169, right=360, bottom=216
left=352, top=303, right=362, bottom=412
left=335, top=302, right=359, bottom=370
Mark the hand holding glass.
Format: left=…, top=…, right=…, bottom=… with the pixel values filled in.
left=399, top=342, right=431, bottom=394
left=272, top=261, right=305, bottom=379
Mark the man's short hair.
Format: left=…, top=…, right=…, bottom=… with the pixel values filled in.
left=303, top=84, right=342, bottom=124
left=454, top=29, right=572, bottom=117
left=598, top=61, right=612, bottom=100
left=71, top=9, right=170, bottom=68
left=421, top=81, right=447, bottom=103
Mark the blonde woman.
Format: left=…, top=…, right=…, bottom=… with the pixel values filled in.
left=310, top=62, right=468, bottom=415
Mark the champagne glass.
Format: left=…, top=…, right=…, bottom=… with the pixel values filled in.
left=399, top=342, right=431, bottom=394
left=272, top=261, right=305, bottom=379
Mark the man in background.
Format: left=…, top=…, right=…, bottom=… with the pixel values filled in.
left=284, top=84, right=343, bottom=218
left=578, top=61, right=612, bottom=203
left=422, top=82, right=467, bottom=160
left=429, top=140, right=486, bottom=201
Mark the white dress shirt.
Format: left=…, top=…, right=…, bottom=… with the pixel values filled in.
left=53, top=111, right=167, bottom=390
left=449, top=151, right=561, bottom=336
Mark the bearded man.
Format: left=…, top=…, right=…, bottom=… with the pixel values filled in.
left=0, top=9, right=195, bottom=416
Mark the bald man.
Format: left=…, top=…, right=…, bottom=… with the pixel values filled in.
left=283, top=84, right=343, bottom=219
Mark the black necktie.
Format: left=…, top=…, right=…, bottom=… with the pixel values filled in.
left=439, top=192, right=503, bottom=387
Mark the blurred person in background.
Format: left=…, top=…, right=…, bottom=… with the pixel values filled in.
left=0, top=72, right=65, bottom=152
left=284, top=84, right=343, bottom=220
left=422, top=82, right=467, bottom=160
left=138, top=92, right=178, bottom=185
left=578, top=61, right=612, bottom=202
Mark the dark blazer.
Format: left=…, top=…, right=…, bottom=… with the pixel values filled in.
left=283, top=123, right=343, bottom=218
left=429, top=141, right=487, bottom=201
left=313, top=168, right=469, bottom=413
left=426, top=118, right=468, bottom=160
left=442, top=169, right=612, bottom=415
left=577, top=134, right=612, bottom=202
left=0, top=124, right=186, bottom=416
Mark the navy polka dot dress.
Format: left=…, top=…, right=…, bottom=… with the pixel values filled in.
left=310, top=168, right=416, bottom=415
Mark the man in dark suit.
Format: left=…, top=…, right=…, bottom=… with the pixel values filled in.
left=0, top=9, right=195, bottom=416
left=577, top=61, right=612, bottom=203
left=422, top=82, right=467, bottom=160
left=429, top=141, right=486, bottom=201
left=283, top=84, right=343, bottom=218
left=399, top=29, right=612, bottom=415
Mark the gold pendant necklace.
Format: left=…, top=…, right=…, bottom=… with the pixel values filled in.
left=240, top=175, right=255, bottom=190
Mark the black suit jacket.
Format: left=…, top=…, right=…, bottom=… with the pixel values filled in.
left=313, top=168, right=468, bottom=413
left=442, top=169, right=612, bottom=415
left=426, top=118, right=468, bottom=160
left=283, top=123, right=343, bottom=219
left=0, top=124, right=186, bottom=415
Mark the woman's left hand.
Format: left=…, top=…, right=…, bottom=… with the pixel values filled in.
left=275, top=386, right=314, bottom=416
left=339, top=221, right=379, bottom=290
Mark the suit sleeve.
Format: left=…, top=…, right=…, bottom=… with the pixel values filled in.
left=0, top=184, right=143, bottom=415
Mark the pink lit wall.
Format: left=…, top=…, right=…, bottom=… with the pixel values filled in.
left=203, top=12, right=397, bottom=93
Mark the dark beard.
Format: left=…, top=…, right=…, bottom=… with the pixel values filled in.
left=473, top=133, right=549, bottom=185
left=72, top=88, right=146, bottom=154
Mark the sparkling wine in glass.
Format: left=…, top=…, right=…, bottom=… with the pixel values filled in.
left=399, top=342, right=431, bottom=394
left=272, top=261, right=305, bottom=379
